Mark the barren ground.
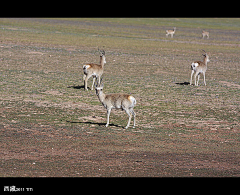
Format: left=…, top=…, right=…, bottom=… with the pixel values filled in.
left=0, top=18, right=239, bottom=177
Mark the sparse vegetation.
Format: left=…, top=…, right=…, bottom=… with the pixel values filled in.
left=0, top=18, right=239, bottom=177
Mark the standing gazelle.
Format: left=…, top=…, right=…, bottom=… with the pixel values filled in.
left=166, top=27, right=176, bottom=38
left=202, top=30, right=209, bottom=39
left=190, top=50, right=210, bottom=86
left=83, top=49, right=106, bottom=91
left=95, top=78, right=136, bottom=129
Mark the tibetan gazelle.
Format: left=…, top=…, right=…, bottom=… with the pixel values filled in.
left=202, top=30, right=209, bottom=39
left=83, top=49, right=106, bottom=91
left=166, top=27, right=176, bottom=38
left=190, top=50, right=210, bottom=86
left=95, top=78, right=136, bottom=129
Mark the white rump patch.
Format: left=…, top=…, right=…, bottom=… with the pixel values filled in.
left=128, top=96, right=136, bottom=105
left=83, top=65, right=90, bottom=69
left=192, top=62, right=199, bottom=68
left=191, top=62, right=199, bottom=70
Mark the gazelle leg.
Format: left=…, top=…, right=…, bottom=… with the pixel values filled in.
left=106, top=108, right=111, bottom=127
left=83, top=75, right=86, bottom=85
left=190, top=70, right=194, bottom=85
left=84, top=75, right=91, bottom=91
left=98, top=75, right=101, bottom=83
left=197, top=74, right=200, bottom=86
left=84, top=76, right=88, bottom=91
left=194, top=73, right=198, bottom=86
left=91, top=77, right=96, bottom=90
left=97, top=76, right=101, bottom=88
left=130, top=109, right=136, bottom=128
left=203, top=72, right=206, bottom=86
left=125, top=109, right=132, bottom=129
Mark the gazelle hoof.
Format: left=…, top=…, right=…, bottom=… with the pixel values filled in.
left=105, top=124, right=108, bottom=127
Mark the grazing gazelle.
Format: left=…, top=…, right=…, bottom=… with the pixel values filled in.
left=202, top=30, right=209, bottom=39
left=83, top=49, right=106, bottom=91
left=95, top=78, right=136, bottom=129
left=166, top=27, right=176, bottom=38
left=190, top=50, right=210, bottom=86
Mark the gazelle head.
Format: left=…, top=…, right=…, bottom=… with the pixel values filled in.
left=202, top=50, right=210, bottom=63
left=99, top=48, right=106, bottom=64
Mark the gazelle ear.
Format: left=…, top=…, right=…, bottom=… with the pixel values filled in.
left=202, top=49, right=206, bottom=53
left=102, top=49, right=105, bottom=55
left=98, top=47, right=102, bottom=56
left=98, top=47, right=105, bottom=56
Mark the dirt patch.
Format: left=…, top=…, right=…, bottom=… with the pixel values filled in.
left=78, top=116, right=105, bottom=123
left=1, top=122, right=240, bottom=177
left=23, top=98, right=102, bottom=111
left=42, top=90, right=63, bottom=96
left=219, top=81, right=240, bottom=89
left=27, top=51, right=44, bottom=55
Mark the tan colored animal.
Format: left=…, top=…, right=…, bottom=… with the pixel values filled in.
left=83, top=49, right=106, bottom=91
left=166, top=27, right=176, bottom=38
left=190, top=50, right=210, bottom=86
left=95, top=78, right=136, bottom=129
left=202, top=30, right=209, bottom=39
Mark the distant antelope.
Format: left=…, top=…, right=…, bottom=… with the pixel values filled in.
left=166, top=27, right=176, bottom=38
left=83, top=49, right=106, bottom=91
left=95, top=78, right=136, bottom=129
left=202, top=30, right=209, bottom=39
left=190, top=50, right=210, bottom=86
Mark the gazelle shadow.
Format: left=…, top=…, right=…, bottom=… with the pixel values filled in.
left=67, top=85, right=85, bottom=89
left=67, top=85, right=93, bottom=91
left=66, top=120, right=122, bottom=128
left=175, top=82, right=190, bottom=85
